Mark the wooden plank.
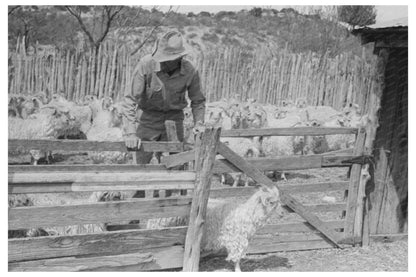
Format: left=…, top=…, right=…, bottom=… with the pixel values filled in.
left=161, top=151, right=195, bottom=168
left=252, top=233, right=333, bottom=244
left=213, top=154, right=360, bottom=173
left=8, top=139, right=184, bottom=153
left=362, top=198, right=370, bottom=246
left=369, top=233, right=408, bottom=243
left=9, top=197, right=192, bottom=229
left=221, top=127, right=358, bottom=137
left=183, top=127, right=221, bottom=272
left=344, top=129, right=366, bottom=244
left=165, top=120, right=179, bottom=142
left=323, top=148, right=354, bottom=155
left=209, top=181, right=349, bottom=198
left=353, top=164, right=371, bottom=245
left=322, top=155, right=357, bottom=167
left=9, top=164, right=167, bottom=172
left=293, top=203, right=346, bottom=213
left=9, top=227, right=187, bottom=262
left=9, top=181, right=195, bottom=194
left=9, top=246, right=184, bottom=272
left=217, top=142, right=343, bottom=248
left=9, top=170, right=195, bottom=184
left=247, top=239, right=339, bottom=254
left=164, top=120, right=189, bottom=196
left=257, top=220, right=345, bottom=234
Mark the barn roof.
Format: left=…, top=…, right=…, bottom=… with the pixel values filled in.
left=352, top=17, right=408, bottom=53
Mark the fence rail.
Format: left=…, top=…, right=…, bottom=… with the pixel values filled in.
left=9, top=38, right=379, bottom=114
left=8, top=139, right=184, bottom=153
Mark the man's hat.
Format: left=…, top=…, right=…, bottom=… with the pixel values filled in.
left=152, top=31, right=188, bottom=62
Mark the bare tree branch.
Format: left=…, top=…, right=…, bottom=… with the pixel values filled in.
left=8, top=5, right=20, bottom=16
left=65, top=6, right=96, bottom=48
left=96, top=6, right=123, bottom=46
left=130, top=6, right=174, bottom=56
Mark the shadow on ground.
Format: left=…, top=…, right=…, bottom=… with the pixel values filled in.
left=199, top=255, right=291, bottom=272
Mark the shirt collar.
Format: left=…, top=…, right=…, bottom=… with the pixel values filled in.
left=152, top=58, right=186, bottom=76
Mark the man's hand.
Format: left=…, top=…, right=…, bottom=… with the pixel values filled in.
left=124, top=134, right=142, bottom=150
left=192, top=120, right=205, bottom=135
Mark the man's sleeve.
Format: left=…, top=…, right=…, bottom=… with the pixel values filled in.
left=121, top=62, right=145, bottom=136
left=188, top=70, right=206, bottom=124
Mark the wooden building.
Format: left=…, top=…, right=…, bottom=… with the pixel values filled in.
left=353, top=22, right=408, bottom=238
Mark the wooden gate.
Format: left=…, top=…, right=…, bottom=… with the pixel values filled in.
left=163, top=126, right=369, bottom=252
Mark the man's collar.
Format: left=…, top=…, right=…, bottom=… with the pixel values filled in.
left=152, top=58, right=186, bottom=76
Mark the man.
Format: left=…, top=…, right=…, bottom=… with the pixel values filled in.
left=121, top=30, right=206, bottom=164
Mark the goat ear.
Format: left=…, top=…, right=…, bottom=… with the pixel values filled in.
left=260, top=193, right=270, bottom=207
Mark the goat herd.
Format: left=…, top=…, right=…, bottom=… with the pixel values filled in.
left=8, top=92, right=369, bottom=181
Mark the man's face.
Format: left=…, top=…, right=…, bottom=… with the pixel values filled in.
left=161, top=57, right=182, bottom=73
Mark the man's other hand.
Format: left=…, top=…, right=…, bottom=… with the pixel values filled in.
left=125, top=134, right=142, bottom=150
left=193, top=120, right=205, bottom=135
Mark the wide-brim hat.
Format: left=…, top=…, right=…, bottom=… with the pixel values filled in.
left=152, top=31, right=189, bottom=62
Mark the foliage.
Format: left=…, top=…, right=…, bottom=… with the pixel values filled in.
left=249, top=7, right=263, bottom=18
left=7, top=5, right=367, bottom=59
left=338, top=6, right=377, bottom=28
left=8, top=6, right=80, bottom=51
left=201, top=32, right=219, bottom=44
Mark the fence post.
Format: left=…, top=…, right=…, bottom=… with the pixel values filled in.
left=182, top=125, right=221, bottom=272
left=343, top=128, right=366, bottom=245
left=164, top=120, right=178, bottom=198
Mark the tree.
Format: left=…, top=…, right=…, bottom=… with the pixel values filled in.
left=198, top=11, right=211, bottom=17
left=249, top=7, right=262, bottom=18
left=8, top=6, right=80, bottom=51
left=64, top=5, right=124, bottom=53
left=338, top=6, right=376, bottom=29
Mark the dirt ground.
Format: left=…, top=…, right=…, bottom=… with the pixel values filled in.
left=200, top=240, right=408, bottom=272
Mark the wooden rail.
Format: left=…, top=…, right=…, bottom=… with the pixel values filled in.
left=209, top=181, right=349, bottom=198
left=257, top=220, right=345, bottom=234
left=9, top=164, right=168, bottom=172
left=9, top=197, right=192, bottom=229
left=10, top=181, right=195, bottom=194
left=213, top=154, right=357, bottom=173
left=221, top=127, right=358, bottom=137
left=9, top=246, right=184, bottom=271
left=9, top=139, right=184, bottom=153
left=9, top=227, right=187, bottom=263
left=162, top=150, right=361, bottom=171
left=9, top=170, right=195, bottom=184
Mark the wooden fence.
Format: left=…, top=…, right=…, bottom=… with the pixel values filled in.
left=8, top=124, right=373, bottom=271
left=8, top=38, right=379, bottom=114
left=8, top=125, right=221, bottom=272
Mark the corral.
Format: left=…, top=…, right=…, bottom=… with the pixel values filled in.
left=8, top=121, right=375, bottom=271
left=7, top=6, right=408, bottom=272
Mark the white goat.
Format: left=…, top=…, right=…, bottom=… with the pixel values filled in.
left=8, top=106, right=75, bottom=164
left=86, top=103, right=130, bottom=164
left=202, top=185, right=282, bottom=272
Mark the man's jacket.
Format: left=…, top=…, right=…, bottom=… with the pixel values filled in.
left=121, top=54, right=206, bottom=135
